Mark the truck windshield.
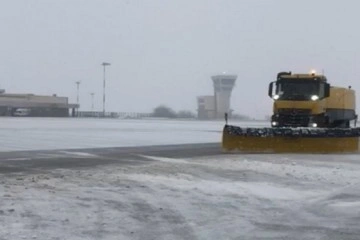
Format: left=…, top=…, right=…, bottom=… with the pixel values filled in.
left=276, top=80, right=322, bottom=100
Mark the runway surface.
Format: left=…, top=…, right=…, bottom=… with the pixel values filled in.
left=0, top=143, right=221, bottom=173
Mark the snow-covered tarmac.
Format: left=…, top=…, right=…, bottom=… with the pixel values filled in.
left=0, top=117, right=259, bottom=151
left=0, top=118, right=359, bottom=240
left=1, top=150, right=360, bottom=240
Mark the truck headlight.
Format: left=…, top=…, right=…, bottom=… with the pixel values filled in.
left=271, top=121, right=278, bottom=126
left=311, top=123, right=318, bottom=128
left=273, top=95, right=280, bottom=100
left=311, top=95, right=319, bottom=101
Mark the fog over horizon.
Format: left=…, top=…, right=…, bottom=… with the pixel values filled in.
left=1, top=0, right=360, bottom=119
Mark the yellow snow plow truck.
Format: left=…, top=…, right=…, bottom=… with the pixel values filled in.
left=222, top=71, right=360, bottom=153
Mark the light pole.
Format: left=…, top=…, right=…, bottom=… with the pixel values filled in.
left=90, top=92, right=95, bottom=111
left=75, top=81, right=81, bottom=105
left=75, top=81, right=81, bottom=113
left=102, top=62, right=111, bottom=117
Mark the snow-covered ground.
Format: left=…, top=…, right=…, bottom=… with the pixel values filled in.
left=1, top=117, right=359, bottom=239
left=1, top=153, right=360, bottom=239
left=0, top=117, right=267, bottom=151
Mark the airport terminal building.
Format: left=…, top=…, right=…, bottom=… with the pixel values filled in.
left=0, top=92, right=79, bottom=117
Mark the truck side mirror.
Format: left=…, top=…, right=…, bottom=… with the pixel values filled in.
left=324, top=83, right=330, bottom=97
left=268, top=82, right=274, bottom=97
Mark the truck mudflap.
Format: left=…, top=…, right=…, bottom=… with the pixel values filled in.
left=222, top=125, right=360, bottom=153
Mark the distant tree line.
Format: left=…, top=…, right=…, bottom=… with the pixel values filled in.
left=152, top=105, right=256, bottom=120
left=231, top=113, right=252, bottom=121
left=152, top=105, right=195, bottom=119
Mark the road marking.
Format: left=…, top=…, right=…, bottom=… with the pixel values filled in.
left=137, top=154, right=188, bottom=164
left=5, top=158, right=31, bottom=161
left=58, top=151, right=98, bottom=157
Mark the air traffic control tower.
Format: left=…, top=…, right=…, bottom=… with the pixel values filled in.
left=212, top=74, right=237, bottom=118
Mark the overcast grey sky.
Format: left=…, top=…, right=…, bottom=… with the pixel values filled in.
left=1, top=0, right=360, bottom=119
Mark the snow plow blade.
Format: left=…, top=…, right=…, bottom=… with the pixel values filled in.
left=222, top=125, right=360, bottom=153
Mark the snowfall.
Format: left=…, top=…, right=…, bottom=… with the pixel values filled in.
left=0, top=118, right=360, bottom=240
